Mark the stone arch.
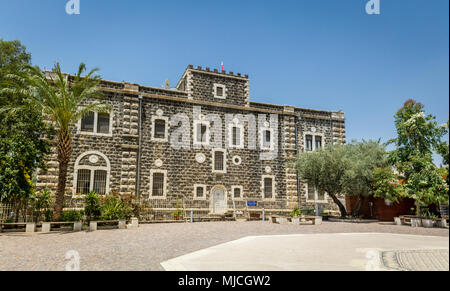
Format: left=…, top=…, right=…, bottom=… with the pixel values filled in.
left=210, top=185, right=228, bottom=214
left=73, top=151, right=111, bottom=195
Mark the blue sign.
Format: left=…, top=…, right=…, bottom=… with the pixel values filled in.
left=247, top=201, right=257, bottom=207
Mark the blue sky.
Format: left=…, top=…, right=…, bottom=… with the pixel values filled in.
left=1, top=0, right=449, bottom=162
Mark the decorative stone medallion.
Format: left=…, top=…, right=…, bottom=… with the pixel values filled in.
left=196, top=153, right=206, bottom=164
left=311, top=127, right=317, bottom=133
left=155, top=159, right=163, bottom=167
left=199, top=114, right=205, bottom=121
left=265, top=166, right=272, bottom=173
left=89, top=155, right=99, bottom=164
left=233, top=156, right=242, bottom=166
left=156, top=109, right=164, bottom=117
left=264, top=121, right=270, bottom=128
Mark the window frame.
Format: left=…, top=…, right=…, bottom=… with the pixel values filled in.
left=149, top=169, right=168, bottom=199
left=231, top=185, right=244, bottom=200
left=212, top=148, right=227, bottom=174
left=193, top=120, right=210, bottom=146
left=193, top=184, right=207, bottom=200
left=305, top=183, right=328, bottom=203
left=72, top=151, right=111, bottom=197
left=259, top=127, right=274, bottom=150
left=77, top=111, right=113, bottom=137
left=151, top=116, right=169, bottom=142
left=261, top=175, right=276, bottom=201
left=213, top=83, right=227, bottom=99
left=303, top=132, right=325, bottom=152
left=228, top=123, right=244, bottom=149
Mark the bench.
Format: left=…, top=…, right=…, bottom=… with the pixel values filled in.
left=89, top=218, right=138, bottom=231
left=0, top=222, right=36, bottom=233
left=398, top=215, right=416, bottom=226
left=270, top=216, right=322, bottom=225
left=41, top=221, right=83, bottom=233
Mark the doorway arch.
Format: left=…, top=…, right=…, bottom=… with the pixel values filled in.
left=210, top=185, right=228, bottom=214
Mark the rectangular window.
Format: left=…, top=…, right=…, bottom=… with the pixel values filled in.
left=97, top=113, right=110, bottom=134
left=196, top=187, right=204, bottom=198
left=264, top=178, right=273, bottom=199
left=307, top=184, right=316, bottom=201
left=233, top=187, right=241, bottom=199
left=196, top=123, right=208, bottom=144
left=262, top=130, right=272, bottom=149
left=93, top=170, right=107, bottom=195
left=81, top=112, right=95, bottom=132
left=216, top=86, right=224, bottom=97
left=154, top=119, right=166, bottom=139
left=232, top=126, right=241, bottom=146
left=152, top=172, right=165, bottom=197
left=214, top=151, right=224, bottom=171
left=317, top=190, right=325, bottom=201
left=76, top=169, right=91, bottom=194
left=306, top=135, right=313, bottom=151
left=315, top=136, right=322, bottom=150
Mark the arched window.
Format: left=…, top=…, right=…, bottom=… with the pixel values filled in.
left=73, top=151, right=111, bottom=195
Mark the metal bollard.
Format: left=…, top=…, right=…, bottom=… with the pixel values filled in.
left=190, top=210, right=193, bottom=223
left=262, top=208, right=265, bottom=222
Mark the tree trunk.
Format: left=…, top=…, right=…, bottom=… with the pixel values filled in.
left=415, top=200, right=421, bottom=217
left=329, top=193, right=347, bottom=218
left=352, top=196, right=364, bottom=217
left=52, top=130, right=72, bottom=222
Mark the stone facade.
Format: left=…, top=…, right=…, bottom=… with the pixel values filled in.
left=36, top=65, right=346, bottom=215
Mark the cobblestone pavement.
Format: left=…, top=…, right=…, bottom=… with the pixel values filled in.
left=381, top=249, right=449, bottom=271
left=0, top=221, right=448, bottom=271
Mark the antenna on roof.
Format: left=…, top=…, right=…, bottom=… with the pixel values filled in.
left=164, top=79, right=170, bottom=89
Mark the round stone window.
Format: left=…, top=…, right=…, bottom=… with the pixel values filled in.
left=196, top=153, right=206, bottom=164
left=89, top=155, right=99, bottom=164
left=233, top=156, right=242, bottom=166
left=155, top=159, right=163, bottom=167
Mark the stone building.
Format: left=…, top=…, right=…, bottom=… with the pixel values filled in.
left=37, top=65, right=346, bottom=217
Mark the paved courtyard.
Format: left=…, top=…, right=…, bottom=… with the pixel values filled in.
left=0, top=221, right=448, bottom=271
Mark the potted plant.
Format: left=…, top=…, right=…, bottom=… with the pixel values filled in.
left=290, top=208, right=302, bottom=224
left=421, top=209, right=436, bottom=228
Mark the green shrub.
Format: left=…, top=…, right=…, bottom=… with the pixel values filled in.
left=84, top=191, right=101, bottom=221
left=101, top=195, right=132, bottom=220
left=32, top=189, right=53, bottom=222
left=61, top=210, right=84, bottom=222
left=289, top=207, right=302, bottom=217
left=300, top=208, right=315, bottom=216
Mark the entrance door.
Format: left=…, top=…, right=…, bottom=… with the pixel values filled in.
left=211, top=187, right=227, bottom=214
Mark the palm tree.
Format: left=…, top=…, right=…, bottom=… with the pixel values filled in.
left=2, top=63, right=110, bottom=221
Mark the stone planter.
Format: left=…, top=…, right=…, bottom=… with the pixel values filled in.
left=291, top=217, right=300, bottom=225
left=25, top=223, right=36, bottom=233
left=394, top=217, right=402, bottom=225
left=314, top=216, right=323, bottom=225
left=437, top=219, right=448, bottom=228
left=422, top=219, right=434, bottom=228
left=411, top=218, right=422, bottom=228
left=73, top=222, right=82, bottom=232
left=41, top=222, right=51, bottom=233
left=118, top=220, right=126, bottom=229
left=89, top=221, right=97, bottom=232
left=300, top=216, right=306, bottom=223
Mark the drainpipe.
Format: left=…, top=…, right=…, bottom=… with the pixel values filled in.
left=136, top=95, right=143, bottom=198
left=295, top=116, right=301, bottom=209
